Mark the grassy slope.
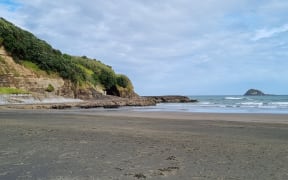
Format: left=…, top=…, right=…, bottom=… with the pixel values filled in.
left=0, top=87, right=28, bottom=94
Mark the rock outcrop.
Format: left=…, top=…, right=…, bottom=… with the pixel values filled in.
left=143, top=95, right=198, bottom=103
left=244, top=89, right=266, bottom=96
left=0, top=97, right=156, bottom=109
left=0, top=95, right=199, bottom=109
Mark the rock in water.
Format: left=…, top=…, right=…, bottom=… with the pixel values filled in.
left=244, top=89, right=265, bottom=96
left=143, top=95, right=198, bottom=103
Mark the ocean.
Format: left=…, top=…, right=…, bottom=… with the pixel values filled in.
left=132, top=95, right=288, bottom=114
left=2, top=94, right=288, bottom=114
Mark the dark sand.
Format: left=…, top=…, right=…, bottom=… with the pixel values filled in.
left=1, top=109, right=288, bottom=180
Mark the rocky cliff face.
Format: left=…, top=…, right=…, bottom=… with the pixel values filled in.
left=0, top=18, right=140, bottom=101
left=0, top=46, right=95, bottom=99
left=0, top=46, right=139, bottom=100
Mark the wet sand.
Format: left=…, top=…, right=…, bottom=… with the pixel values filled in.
left=1, top=109, right=288, bottom=179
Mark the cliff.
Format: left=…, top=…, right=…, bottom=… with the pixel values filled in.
left=0, top=18, right=198, bottom=108
left=0, top=18, right=137, bottom=100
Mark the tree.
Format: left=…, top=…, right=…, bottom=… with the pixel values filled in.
left=116, top=74, right=130, bottom=88
left=99, top=69, right=116, bottom=89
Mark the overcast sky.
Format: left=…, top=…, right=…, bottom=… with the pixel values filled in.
left=1, top=0, right=288, bottom=95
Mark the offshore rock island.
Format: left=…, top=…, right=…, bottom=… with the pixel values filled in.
left=244, top=89, right=266, bottom=96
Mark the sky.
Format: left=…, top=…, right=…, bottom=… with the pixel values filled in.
left=1, top=0, right=288, bottom=95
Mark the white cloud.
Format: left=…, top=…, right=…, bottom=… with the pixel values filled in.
left=1, top=0, right=288, bottom=95
left=252, top=24, right=288, bottom=41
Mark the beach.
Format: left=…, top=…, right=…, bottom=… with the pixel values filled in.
left=1, top=109, right=288, bottom=179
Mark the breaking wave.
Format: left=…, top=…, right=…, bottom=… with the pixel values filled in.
left=225, top=97, right=244, bottom=100
left=135, top=95, right=288, bottom=114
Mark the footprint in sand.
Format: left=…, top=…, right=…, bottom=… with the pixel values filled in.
left=158, top=166, right=180, bottom=176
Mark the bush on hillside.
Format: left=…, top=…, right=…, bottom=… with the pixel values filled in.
left=45, top=84, right=55, bottom=92
left=116, top=74, right=130, bottom=88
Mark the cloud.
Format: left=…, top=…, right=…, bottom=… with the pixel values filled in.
left=1, top=0, right=288, bottom=95
left=252, top=24, right=288, bottom=41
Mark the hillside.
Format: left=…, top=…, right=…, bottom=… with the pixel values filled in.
left=0, top=17, right=136, bottom=99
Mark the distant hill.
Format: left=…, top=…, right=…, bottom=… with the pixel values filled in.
left=0, top=17, right=136, bottom=99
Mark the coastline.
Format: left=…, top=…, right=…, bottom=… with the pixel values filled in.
left=1, top=109, right=288, bottom=179
left=0, top=97, right=155, bottom=109
left=0, top=95, right=195, bottom=110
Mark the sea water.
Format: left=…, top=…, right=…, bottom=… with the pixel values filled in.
left=133, top=95, right=288, bottom=114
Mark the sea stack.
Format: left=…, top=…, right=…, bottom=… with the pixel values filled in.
left=244, top=89, right=265, bottom=96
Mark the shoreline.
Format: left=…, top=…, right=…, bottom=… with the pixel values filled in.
left=89, top=111, right=288, bottom=124
left=0, top=98, right=155, bottom=109
left=2, top=108, right=288, bottom=124
left=0, top=95, right=196, bottom=110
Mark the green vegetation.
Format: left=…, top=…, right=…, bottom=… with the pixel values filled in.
left=21, top=60, right=50, bottom=77
left=116, top=74, right=131, bottom=88
left=45, top=84, right=55, bottom=92
left=0, top=56, right=5, bottom=63
left=115, top=74, right=134, bottom=97
left=0, top=87, right=29, bottom=94
left=22, top=60, right=41, bottom=72
left=0, top=18, right=134, bottom=95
